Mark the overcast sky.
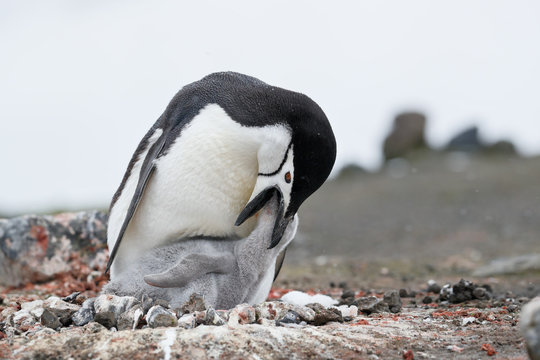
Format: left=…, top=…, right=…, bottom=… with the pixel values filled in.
left=1, top=1, right=539, bottom=215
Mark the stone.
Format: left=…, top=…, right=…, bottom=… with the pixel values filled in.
left=520, top=297, right=540, bottom=360
left=178, top=293, right=206, bottom=315
left=337, top=305, right=358, bottom=318
left=146, top=305, right=178, bottom=328
left=83, top=321, right=108, bottom=333
left=21, top=299, right=45, bottom=318
left=40, top=308, right=61, bottom=329
left=383, top=290, right=402, bottom=313
left=12, top=310, right=36, bottom=330
left=228, top=304, right=256, bottom=325
left=204, top=307, right=226, bottom=326
left=446, top=126, right=482, bottom=152
left=141, top=294, right=153, bottom=313
left=62, top=292, right=81, bottom=303
left=0, top=211, right=108, bottom=287
left=177, top=314, right=197, bottom=329
left=341, top=290, right=355, bottom=299
left=422, top=296, right=433, bottom=304
left=383, top=112, right=427, bottom=160
left=255, top=302, right=315, bottom=323
left=276, top=310, right=301, bottom=325
left=117, top=305, right=144, bottom=331
left=353, top=296, right=389, bottom=314
left=306, top=303, right=343, bottom=326
left=72, top=298, right=95, bottom=327
left=44, top=296, right=80, bottom=325
left=93, top=294, right=139, bottom=328
left=427, top=280, right=441, bottom=294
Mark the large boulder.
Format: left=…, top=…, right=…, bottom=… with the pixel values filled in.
left=383, top=112, right=427, bottom=160
left=0, top=211, right=108, bottom=286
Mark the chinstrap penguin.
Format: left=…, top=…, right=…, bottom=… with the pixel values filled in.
left=106, top=72, right=336, bottom=293
left=103, top=192, right=298, bottom=309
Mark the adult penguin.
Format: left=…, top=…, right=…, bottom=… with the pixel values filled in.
left=106, top=72, right=336, bottom=280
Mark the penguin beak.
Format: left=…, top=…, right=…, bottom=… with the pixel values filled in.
left=235, top=186, right=292, bottom=249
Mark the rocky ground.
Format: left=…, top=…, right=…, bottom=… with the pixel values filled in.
left=1, top=150, right=540, bottom=359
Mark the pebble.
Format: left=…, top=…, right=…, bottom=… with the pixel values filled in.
left=422, top=296, right=433, bottom=304
left=427, top=280, right=442, bottom=294
left=117, top=305, right=144, bottom=331
left=353, top=296, right=389, bottom=314
left=306, top=303, right=343, bottom=325
left=228, top=304, right=256, bottom=325
left=21, top=300, right=45, bottom=318
left=146, top=305, right=178, bottom=328
left=276, top=310, right=301, bottom=325
left=178, top=293, right=206, bottom=315
left=40, top=308, right=61, bottom=329
left=177, top=314, right=197, bottom=329
left=62, top=292, right=81, bottom=303
left=44, top=296, right=81, bottom=325
left=204, top=307, right=226, bottom=326
left=337, top=305, right=358, bottom=318
left=72, top=298, right=95, bottom=327
left=93, top=294, right=140, bottom=328
left=383, top=290, right=402, bottom=313
left=12, top=310, right=35, bottom=329
left=254, top=302, right=315, bottom=322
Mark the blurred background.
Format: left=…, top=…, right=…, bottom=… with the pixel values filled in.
left=1, top=1, right=539, bottom=289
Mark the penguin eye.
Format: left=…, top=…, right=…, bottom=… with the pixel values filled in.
left=284, top=171, right=291, bottom=183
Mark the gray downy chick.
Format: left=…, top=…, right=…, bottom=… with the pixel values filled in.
left=103, top=193, right=298, bottom=309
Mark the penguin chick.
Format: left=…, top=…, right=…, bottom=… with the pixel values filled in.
left=103, top=192, right=298, bottom=309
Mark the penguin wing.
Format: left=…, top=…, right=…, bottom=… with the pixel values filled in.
left=273, top=247, right=288, bottom=281
left=143, top=252, right=237, bottom=288
left=106, top=128, right=168, bottom=272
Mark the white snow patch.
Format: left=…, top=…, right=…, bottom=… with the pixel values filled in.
left=159, top=328, right=176, bottom=360
left=281, top=291, right=338, bottom=308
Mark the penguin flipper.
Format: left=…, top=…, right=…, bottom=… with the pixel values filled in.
left=106, top=129, right=167, bottom=273
left=143, top=253, right=237, bottom=288
left=273, top=247, right=288, bottom=281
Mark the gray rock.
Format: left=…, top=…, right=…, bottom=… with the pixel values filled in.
left=140, top=294, right=153, bottom=313
left=11, top=309, right=36, bottom=330
left=255, top=301, right=315, bottom=322
left=62, top=292, right=81, bottom=303
left=177, top=314, right=197, bottom=329
left=40, top=308, right=61, bottom=329
left=146, top=305, right=178, bottom=328
left=82, top=321, right=108, bottom=333
left=228, top=304, right=256, bottom=326
left=427, top=280, right=441, bottom=294
left=353, top=296, right=389, bottom=314
left=72, top=298, right=95, bottom=327
left=0, top=211, right=108, bottom=287
left=383, top=112, right=427, bottom=160
left=44, top=296, right=80, bottom=325
left=178, top=293, right=206, bottom=315
left=383, top=290, right=402, bottom=313
left=93, top=294, right=140, bottom=328
left=204, top=307, right=226, bottom=326
left=306, top=303, right=343, bottom=326
left=117, top=305, right=144, bottom=331
left=276, top=310, right=301, bottom=325
left=446, top=126, right=482, bottom=152
left=520, top=297, right=540, bottom=360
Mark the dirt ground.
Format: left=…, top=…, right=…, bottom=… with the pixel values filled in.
left=1, top=152, right=539, bottom=359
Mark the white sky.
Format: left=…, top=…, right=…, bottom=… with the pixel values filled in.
left=1, top=1, right=539, bottom=215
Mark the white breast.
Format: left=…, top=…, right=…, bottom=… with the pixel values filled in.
left=109, top=104, right=291, bottom=276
